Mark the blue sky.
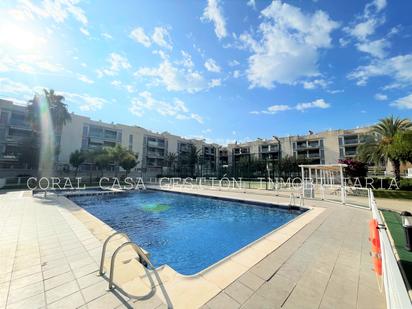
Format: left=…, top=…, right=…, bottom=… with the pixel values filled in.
left=0, top=0, right=412, bottom=144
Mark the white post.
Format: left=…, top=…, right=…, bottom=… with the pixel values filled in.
left=301, top=166, right=305, bottom=197
left=340, top=165, right=345, bottom=204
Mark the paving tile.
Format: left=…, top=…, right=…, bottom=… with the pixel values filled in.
left=7, top=280, right=44, bottom=305
left=77, top=272, right=105, bottom=289
left=6, top=292, right=45, bottom=309
left=46, top=280, right=80, bottom=304
left=86, top=292, right=125, bottom=309
left=207, top=292, right=240, bottom=309
left=44, top=271, right=75, bottom=291
left=80, top=280, right=108, bottom=303
left=9, top=272, right=43, bottom=291
left=47, top=291, right=85, bottom=309
left=224, top=281, right=254, bottom=304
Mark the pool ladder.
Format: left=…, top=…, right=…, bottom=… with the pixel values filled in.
left=99, top=232, right=155, bottom=296
left=289, top=192, right=304, bottom=208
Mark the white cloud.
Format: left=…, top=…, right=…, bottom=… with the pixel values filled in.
left=302, top=79, right=329, bottom=89
left=0, top=78, right=37, bottom=101
left=247, top=0, right=256, bottom=9
left=77, top=74, right=94, bottom=84
left=101, top=32, right=113, bottom=39
left=62, top=92, right=107, bottom=111
left=0, top=51, right=64, bottom=74
left=346, top=18, right=382, bottom=41
left=257, top=105, right=291, bottom=114
left=97, top=53, right=131, bottom=77
left=343, top=0, right=388, bottom=58
left=295, top=98, right=330, bottom=111
left=356, top=38, right=389, bottom=59
left=129, top=91, right=203, bottom=123
left=228, top=59, right=240, bottom=67
left=233, top=70, right=240, bottom=78
left=204, top=58, right=221, bottom=73
left=129, top=26, right=172, bottom=49
left=374, top=93, right=387, bottom=101
left=135, top=53, right=219, bottom=93
left=240, top=0, right=338, bottom=88
left=152, top=27, right=172, bottom=49
left=201, top=0, right=227, bottom=40
left=9, top=0, right=88, bottom=26
left=348, top=54, right=412, bottom=86
left=80, top=27, right=90, bottom=36
left=252, top=99, right=330, bottom=114
left=391, top=94, right=412, bottom=109
left=129, top=27, right=151, bottom=47
left=209, top=78, right=222, bottom=88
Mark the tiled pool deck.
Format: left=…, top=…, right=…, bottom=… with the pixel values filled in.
left=0, top=189, right=386, bottom=308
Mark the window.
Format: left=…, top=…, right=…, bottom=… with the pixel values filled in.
left=129, top=134, right=133, bottom=151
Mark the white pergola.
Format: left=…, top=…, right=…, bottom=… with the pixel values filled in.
left=299, top=164, right=347, bottom=203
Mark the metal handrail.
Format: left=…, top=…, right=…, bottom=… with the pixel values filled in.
left=109, top=241, right=155, bottom=291
left=99, top=232, right=130, bottom=275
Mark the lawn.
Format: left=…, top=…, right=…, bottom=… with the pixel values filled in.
left=373, top=190, right=412, bottom=200
left=381, top=210, right=412, bottom=288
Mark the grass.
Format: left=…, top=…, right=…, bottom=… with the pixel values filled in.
left=373, top=190, right=412, bottom=200
left=381, top=210, right=412, bottom=287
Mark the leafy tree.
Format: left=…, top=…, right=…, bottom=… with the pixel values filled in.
left=358, top=116, right=412, bottom=180
left=69, top=150, right=86, bottom=178
left=107, top=144, right=128, bottom=176
left=120, top=153, right=139, bottom=177
left=165, top=152, right=177, bottom=175
left=95, top=149, right=112, bottom=177
left=389, top=131, right=412, bottom=164
left=339, top=159, right=368, bottom=179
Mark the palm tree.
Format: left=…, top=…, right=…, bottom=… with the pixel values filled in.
left=357, top=116, right=412, bottom=180
left=28, top=89, right=71, bottom=132
left=69, top=150, right=86, bottom=178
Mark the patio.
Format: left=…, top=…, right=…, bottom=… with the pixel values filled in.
left=0, top=189, right=385, bottom=308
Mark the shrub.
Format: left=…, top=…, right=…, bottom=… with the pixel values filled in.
left=400, top=179, right=412, bottom=191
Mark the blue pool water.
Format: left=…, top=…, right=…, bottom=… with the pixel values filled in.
left=70, top=190, right=303, bottom=275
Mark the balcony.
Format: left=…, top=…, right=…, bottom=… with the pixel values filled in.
left=344, top=139, right=359, bottom=145
left=147, top=151, right=165, bottom=158
left=308, top=152, right=320, bottom=158
left=148, top=140, right=165, bottom=148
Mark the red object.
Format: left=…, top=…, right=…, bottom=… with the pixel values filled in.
left=369, top=219, right=382, bottom=276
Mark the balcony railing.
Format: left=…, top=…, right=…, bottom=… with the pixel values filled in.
left=344, top=139, right=359, bottom=145
left=147, top=152, right=165, bottom=158
left=147, top=141, right=165, bottom=148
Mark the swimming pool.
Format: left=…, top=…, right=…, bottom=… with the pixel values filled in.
left=70, top=190, right=304, bottom=275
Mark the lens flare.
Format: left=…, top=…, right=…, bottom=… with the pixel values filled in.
left=37, top=95, right=55, bottom=177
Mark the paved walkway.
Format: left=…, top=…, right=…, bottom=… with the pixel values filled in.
left=0, top=189, right=386, bottom=308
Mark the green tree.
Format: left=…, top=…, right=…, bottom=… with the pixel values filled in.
left=120, top=153, right=139, bottom=177
left=165, top=152, right=177, bottom=175
left=107, top=144, right=128, bottom=176
left=69, top=150, right=86, bottom=178
left=95, top=149, right=111, bottom=177
left=28, top=89, right=71, bottom=132
left=357, top=116, right=412, bottom=180
left=389, top=131, right=412, bottom=164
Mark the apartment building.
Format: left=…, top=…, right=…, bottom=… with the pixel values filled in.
left=0, top=99, right=374, bottom=177
left=0, top=99, right=33, bottom=169
left=226, top=126, right=372, bottom=166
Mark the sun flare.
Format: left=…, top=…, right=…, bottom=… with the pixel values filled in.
left=0, top=23, right=44, bottom=51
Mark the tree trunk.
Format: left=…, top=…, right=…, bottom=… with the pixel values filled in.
left=74, top=167, right=78, bottom=179
left=392, top=159, right=401, bottom=181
